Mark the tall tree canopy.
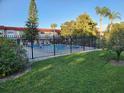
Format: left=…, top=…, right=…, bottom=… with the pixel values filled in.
left=24, top=0, right=38, bottom=42
left=24, top=0, right=39, bottom=59
left=51, top=23, right=57, bottom=30
left=95, top=6, right=110, bottom=34
left=61, top=13, right=97, bottom=37
left=107, top=11, right=121, bottom=31
left=75, top=13, right=97, bottom=36
left=61, top=20, right=76, bottom=37
left=29, top=0, right=38, bottom=21
left=51, top=23, right=57, bottom=37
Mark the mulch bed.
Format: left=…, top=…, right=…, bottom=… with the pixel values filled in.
left=110, top=60, right=124, bottom=66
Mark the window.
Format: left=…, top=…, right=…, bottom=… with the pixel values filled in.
left=7, top=32, right=14, bottom=34
left=40, top=32, right=44, bottom=34
left=0, top=31, right=3, bottom=34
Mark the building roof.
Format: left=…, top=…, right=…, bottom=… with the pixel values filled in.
left=0, top=26, right=61, bottom=33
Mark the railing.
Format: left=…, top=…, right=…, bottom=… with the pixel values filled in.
left=22, top=36, right=100, bottom=59
left=1, top=35, right=101, bottom=59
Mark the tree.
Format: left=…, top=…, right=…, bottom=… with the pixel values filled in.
left=24, top=0, right=39, bottom=59
left=61, top=13, right=97, bottom=49
left=61, top=13, right=97, bottom=37
left=74, top=13, right=97, bottom=49
left=61, top=21, right=76, bottom=37
left=51, top=23, right=57, bottom=38
left=0, top=38, right=28, bottom=78
left=95, top=6, right=110, bottom=35
left=75, top=13, right=97, bottom=36
left=51, top=23, right=57, bottom=34
left=106, top=23, right=124, bottom=61
left=107, top=11, right=121, bottom=31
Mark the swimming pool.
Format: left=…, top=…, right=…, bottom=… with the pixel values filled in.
left=28, top=44, right=81, bottom=49
left=25, top=44, right=94, bottom=59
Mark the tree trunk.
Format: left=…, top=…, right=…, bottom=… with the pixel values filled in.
left=109, top=19, right=112, bottom=32
left=100, top=15, right=102, bottom=36
left=116, top=51, right=121, bottom=62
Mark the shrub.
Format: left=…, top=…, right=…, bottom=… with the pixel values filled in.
left=106, top=23, right=124, bottom=61
left=0, top=38, right=28, bottom=78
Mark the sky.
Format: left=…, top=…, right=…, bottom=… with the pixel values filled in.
left=0, top=0, right=124, bottom=29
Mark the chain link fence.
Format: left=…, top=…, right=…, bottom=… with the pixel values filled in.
left=1, top=35, right=101, bottom=59
left=21, top=35, right=101, bottom=59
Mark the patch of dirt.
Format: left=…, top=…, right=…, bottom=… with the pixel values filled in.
left=110, top=60, right=124, bottom=66
left=0, top=67, right=31, bottom=83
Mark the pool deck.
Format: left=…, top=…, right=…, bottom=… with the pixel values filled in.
left=25, top=46, right=95, bottom=59
left=29, top=49, right=101, bottom=63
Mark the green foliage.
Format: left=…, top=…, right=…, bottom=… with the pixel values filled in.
left=105, top=23, right=124, bottom=61
left=51, top=23, right=57, bottom=29
left=95, top=6, right=110, bottom=34
left=0, top=38, right=28, bottom=78
left=95, top=6, right=121, bottom=32
left=24, top=19, right=39, bottom=42
left=108, top=11, right=121, bottom=23
left=29, top=0, right=38, bottom=22
left=107, top=10, right=121, bottom=31
left=61, top=20, right=76, bottom=37
left=61, top=13, right=97, bottom=37
left=24, top=0, right=39, bottom=42
left=95, top=6, right=110, bottom=17
left=75, top=13, right=97, bottom=36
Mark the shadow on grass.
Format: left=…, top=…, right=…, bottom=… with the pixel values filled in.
left=1, top=50, right=124, bottom=93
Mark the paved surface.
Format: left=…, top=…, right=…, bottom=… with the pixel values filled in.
left=27, top=48, right=101, bottom=63
left=25, top=46, right=95, bottom=59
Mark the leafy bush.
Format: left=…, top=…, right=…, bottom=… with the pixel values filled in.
left=0, top=38, right=28, bottom=78
left=105, top=23, right=124, bottom=61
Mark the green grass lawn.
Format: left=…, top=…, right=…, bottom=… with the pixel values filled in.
left=0, top=51, right=124, bottom=93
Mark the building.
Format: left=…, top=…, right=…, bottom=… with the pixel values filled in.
left=0, top=26, right=61, bottom=39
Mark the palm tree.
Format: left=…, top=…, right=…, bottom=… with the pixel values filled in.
left=51, top=23, right=57, bottom=31
left=24, top=0, right=38, bottom=59
left=51, top=23, right=57, bottom=37
left=108, top=11, right=121, bottom=31
left=95, top=6, right=109, bottom=35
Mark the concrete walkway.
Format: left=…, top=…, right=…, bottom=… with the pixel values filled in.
left=29, top=49, right=101, bottom=63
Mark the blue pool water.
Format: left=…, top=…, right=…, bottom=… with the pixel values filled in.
left=26, top=44, right=94, bottom=59
left=28, top=44, right=81, bottom=50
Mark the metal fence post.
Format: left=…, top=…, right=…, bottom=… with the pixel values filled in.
left=83, top=35, right=85, bottom=51
left=70, top=36, right=72, bottom=53
left=31, top=40, right=34, bottom=59
left=53, top=34, right=56, bottom=56
left=99, top=37, right=101, bottom=49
